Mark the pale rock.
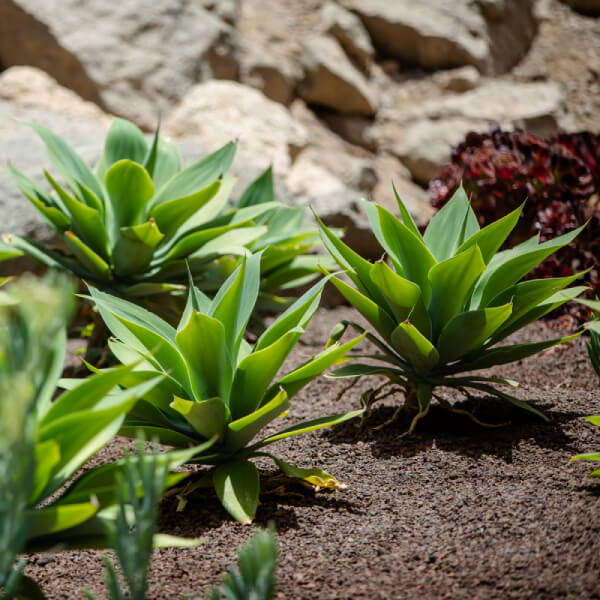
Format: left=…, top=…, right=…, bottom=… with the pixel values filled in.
left=299, top=34, right=378, bottom=116
left=320, top=1, right=374, bottom=71
left=237, top=0, right=303, bottom=105
left=0, top=0, right=238, bottom=129
left=163, top=81, right=307, bottom=179
left=199, top=0, right=240, bottom=25
left=432, top=66, right=481, bottom=93
left=339, top=0, right=538, bottom=74
left=379, top=81, right=572, bottom=184
left=0, top=100, right=108, bottom=242
left=0, top=67, right=110, bottom=126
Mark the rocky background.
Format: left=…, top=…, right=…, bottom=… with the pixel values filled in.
left=0, top=0, right=599, bottom=259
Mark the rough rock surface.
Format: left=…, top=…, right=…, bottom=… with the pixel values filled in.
left=0, top=0, right=238, bottom=129
left=433, top=66, right=481, bottom=93
left=320, top=1, right=374, bottom=71
left=339, top=0, right=538, bottom=74
left=299, top=35, right=378, bottom=116
left=163, top=80, right=307, bottom=181
left=379, top=81, right=571, bottom=184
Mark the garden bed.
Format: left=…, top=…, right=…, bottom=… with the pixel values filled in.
left=26, top=306, right=600, bottom=600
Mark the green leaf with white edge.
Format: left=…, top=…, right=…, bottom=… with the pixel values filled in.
left=488, top=286, right=588, bottom=345
left=391, top=322, right=439, bottom=374
left=87, top=284, right=192, bottom=393
left=150, top=179, right=221, bottom=240
left=579, top=298, right=600, bottom=313
left=328, top=275, right=396, bottom=344
left=31, top=439, right=61, bottom=503
left=108, top=338, right=159, bottom=371
left=238, top=166, right=273, bottom=208
left=8, top=165, right=72, bottom=232
left=41, top=363, right=136, bottom=425
left=250, top=409, right=363, bottom=449
left=105, top=159, right=155, bottom=237
left=327, top=363, right=405, bottom=379
left=424, top=184, right=478, bottom=261
left=171, top=396, right=230, bottom=442
left=428, top=244, right=486, bottom=340
left=190, top=226, right=267, bottom=261
left=376, top=205, right=437, bottom=305
left=210, top=253, right=262, bottom=354
left=225, top=388, right=290, bottom=453
left=101, top=118, right=148, bottom=174
left=119, top=424, right=200, bottom=448
left=175, top=310, right=232, bottom=402
left=255, top=276, right=329, bottom=351
left=315, top=211, right=390, bottom=306
left=60, top=440, right=216, bottom=507
left=456, top=203, right=523, bottom=265
left=392, top=181, right=422, bottom=238
left=436, top=304, right=513, bottom=364
left=142, top=123, right=160, bottom=180
left=151, top=141, right=236, bottom=208
left=151, top=137, right=182, bottom=189
left=446, top=332, right=582, bottom=373
left=488, top=272, right=586, bottom=331
left=471, top=223, right=586, bottom=308
left=27, top=503, right=99, bottom=539
left=44, top=170, right=110, bottom=259
left=161, top=218, right=256, bottom=261
left=112, top=220, right=164, bottom=276
left=230, top=329, right=303, bottom=421
left=38, top=377, right=163, bottom=499
left=268, top=456, right=345, bottom=490
left=369, top=261, right=431, bottom=337
left=273, top=335, right=365, bottom=400
left=64, top=231, right=113, bottom=281
left=29, top=122, right=105, bottom=203
left=177, top=268, right=212, bottom=333
left=4, top=233, right=91, bottom=278
left=213, top=459, right=260, bottom=523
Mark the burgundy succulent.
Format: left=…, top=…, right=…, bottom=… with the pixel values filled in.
left=429, top=126, right=600, bottom=320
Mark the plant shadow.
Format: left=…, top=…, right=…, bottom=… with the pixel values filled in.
left=324, top=394, right=584, bottom=463
left=157, top=472, right=358, bottom=536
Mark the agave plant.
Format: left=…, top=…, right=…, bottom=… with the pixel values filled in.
left=0, top=274, right=204, bottom=597
left=4, top=118, right=324, bottom=309
left=86, top=254, right=363, bottom=522
left=317, top=185, right=587, bottom=433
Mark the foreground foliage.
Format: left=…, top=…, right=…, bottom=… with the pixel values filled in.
left=429, top=127, right=600, bottom=309
left=318, top=185, right=586, bottom=433
left=0, top=275, right=202, bottom=600
left=4, top=118, right=323, bottom=310
left=87, top=256, right=362, bottom=522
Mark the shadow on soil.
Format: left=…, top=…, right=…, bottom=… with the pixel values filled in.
left=157, top=473, right=359, bottom=536
left=324, top=395, right=584, bottom=463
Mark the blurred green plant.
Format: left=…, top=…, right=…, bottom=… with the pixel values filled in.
left=569, top=298, right=600, bottom=477
left=86, top=255, right=363, bottom=522
left=83, top=436, right=191, bottom=600
left=207, top=525, right=278, bottom=600
left=3, top=118, right=325, bottom=313
left=317, top=184, right=586, bottom=434
left=0, top=274, right=206, bottom=600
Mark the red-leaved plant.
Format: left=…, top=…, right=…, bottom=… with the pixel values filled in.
left=429, top=126, right=600, bottom=318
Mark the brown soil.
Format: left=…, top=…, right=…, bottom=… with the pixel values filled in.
left=24, top=307, right=600, bottom=600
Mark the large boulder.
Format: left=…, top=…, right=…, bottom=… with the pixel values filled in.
left=0, top=0, right=238, bottom=129
left=162, top=80, right=307, bottom=182
left=339, top=0, right=538, bottom=75
left=237, top=0, right=303, bottom=105
left=299, top=35, right=378, bottom=116
left=378, top=81, right=572, bottom=184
